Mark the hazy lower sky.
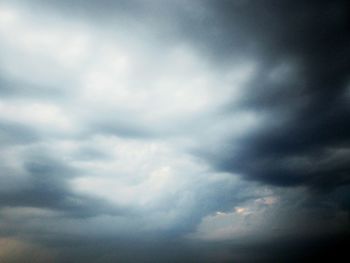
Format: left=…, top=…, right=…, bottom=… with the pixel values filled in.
left=0, top=0, right=349, bottom=262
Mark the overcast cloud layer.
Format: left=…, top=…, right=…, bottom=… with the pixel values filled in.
left=0, top=0, right=349, bottom=262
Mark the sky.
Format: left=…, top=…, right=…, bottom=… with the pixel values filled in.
left=0, top=0, right=349, bottom=262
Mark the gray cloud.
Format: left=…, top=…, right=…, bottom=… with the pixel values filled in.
left=0, top=120, right=39, bottom=145
left=0, top=0, right=349, bottom=262
left=0, top=150, right=124, bottom=218
left=188, top=0, right=350, bottom=191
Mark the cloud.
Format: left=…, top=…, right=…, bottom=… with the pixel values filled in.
left=0, top=145, right=123, bottom=218
left=0, top=0, right=349, bottom=262
left=0, top=238, right=56, bottom=263
left=189, top=0, right=350, bottom=192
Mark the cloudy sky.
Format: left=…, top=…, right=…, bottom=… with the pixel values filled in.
left=0, top=0, right=349, bottom=262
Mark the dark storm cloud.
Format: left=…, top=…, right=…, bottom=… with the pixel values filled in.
left=1, top=0, right=349, bottom=262
left=189, top=0, right=350, bottom=191
left=223, top=234, right=350, bottom=263
left=24, top=231, right=350, bottom=263
left=40, top=237, right=215, bottom=263
left=0, top=153, right=123, bottom=218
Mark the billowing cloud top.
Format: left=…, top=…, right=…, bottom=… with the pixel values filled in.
left=0, top=1, right=349, bottom=262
